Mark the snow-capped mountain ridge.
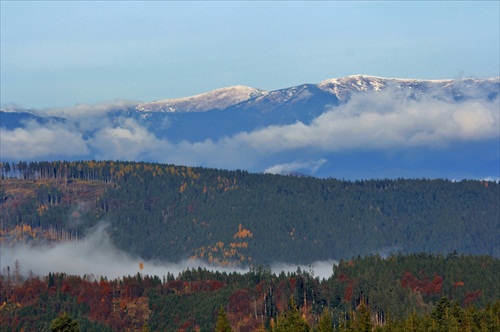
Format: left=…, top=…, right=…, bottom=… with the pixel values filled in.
left=136, top=75, right=499, bottom=113
left=0, top=107, right=39, bottom=114
left=319, top=75, right=500, bottom=98
left=136, top=85, right=267, bottom=113
left=317, top=75, right=464, bottom=101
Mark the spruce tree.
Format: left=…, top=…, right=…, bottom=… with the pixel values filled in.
left=215, top=306, right=232, bottom=332
left=50, top=312, right=80, bottom=332
left=317, top=307, right=333, bottom=332
left=274, top=298, right=310, bottom=332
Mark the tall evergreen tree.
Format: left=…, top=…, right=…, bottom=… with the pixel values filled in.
left=50, top=312, right=80, bottom=332
left=317, top=307, right=334, bottom=332
left=215, top=306, right=232, bottom=332
left=273, top=298, right=310, bottom=332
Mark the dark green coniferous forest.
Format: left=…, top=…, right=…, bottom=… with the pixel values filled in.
left=1, top=160, right=498, bottom=264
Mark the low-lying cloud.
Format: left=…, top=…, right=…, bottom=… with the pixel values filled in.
left=1, top=89, right=498, bottom=178
left=236, top=90, right=499, bottom=153
left=1, top=223, right=337, bottom=280
left=264, top=159, right=327, bottom=175
left=0, top=223, right=242, bottom=279
left=0, top=120, right=89, bottom=160
left=44, top=100, right=138, bottom=119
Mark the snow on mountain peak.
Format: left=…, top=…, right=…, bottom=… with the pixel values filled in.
left=0, top=107, right=39, bottom=115
left=317, top=75, right=458, bottom=100
left=318, top=75, right=382, bottom=100
left=134, top=76, right=498, bottom=113
left=136, top=85, right=267, bottom=113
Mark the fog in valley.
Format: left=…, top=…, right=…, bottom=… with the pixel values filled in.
left=1, top=223, right=338, bottom=281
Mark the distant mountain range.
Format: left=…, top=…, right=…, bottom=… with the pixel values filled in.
left=1, top=75, right=499, bottom=179
left=136, top=75, right=499, bottom=112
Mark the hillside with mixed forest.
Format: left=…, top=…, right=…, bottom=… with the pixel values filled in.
left=1, top=253, right=499, bottom=331
left=1, top=160, right=498, bottom=265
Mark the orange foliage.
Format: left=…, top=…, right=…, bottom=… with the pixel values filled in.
left=37, top=204, right=47, bottom=215
left=230, top=242, right=249, bottom=249
left=234, top=224, right=253, bottom=239
left=191, top=225, right=253, bottom=266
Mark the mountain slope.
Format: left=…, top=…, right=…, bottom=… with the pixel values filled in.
left=136, top=85, right=267, bottom=113
left=130, top=75, right=500, bottom=144
left=0, top=108, right=66, bottom=128
left=134, top=75, right=500, bottom=113
left=2, top=161, right=498, bottom=265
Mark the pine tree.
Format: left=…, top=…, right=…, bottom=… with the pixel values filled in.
left=351, top=300, right=372, bottom=332
left=317, top=307, right=334, bottom=332
left=215, top=306, right=232, bottom=332
left=274, top=298, right=310, bottom=332
left=141, top=321, right=151, bottom=332
left=50, top=312, right=80, bottom=332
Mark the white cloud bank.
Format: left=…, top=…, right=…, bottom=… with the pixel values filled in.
left=0, top=120, right=89, bottom=159
left=0, top=223, right=244, bottom=280
left=264, top=159, right=327, bottom=175
left=1, top=223, right=337, bottom=280
left=236, top=90, right=499, bottom=153
left=1, top=89, right=498, bottom=176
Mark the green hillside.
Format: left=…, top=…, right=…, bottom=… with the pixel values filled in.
left=1, top=160, right=498, bottom=264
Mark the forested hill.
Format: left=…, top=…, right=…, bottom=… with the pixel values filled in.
left=2, top=254, right=499, bottom=331
left=1, top=161, right=498, bottom=264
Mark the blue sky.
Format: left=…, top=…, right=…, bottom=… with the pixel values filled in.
left=1, top=1, right=499, bottom=109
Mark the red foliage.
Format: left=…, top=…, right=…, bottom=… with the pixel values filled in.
left=11, top=287, right=26, bottom=303
left=229, top=289, right=252, bottom=315
left=124, top=281, right=142, bottom=299
left=1, top=273, right=135, bottom=331
left=61, top=283, right=71, bottom=294
left=255, top=280, right=267, bottom=295
left=163, top=279, right=225, bottom=294
left=400, top=271, right=443, bottom=295
left=48, top=286, right=57, bottom=295
left=337, top=273, right=349, bottom=282
left=274, top=279, right=291, bottom=312
left=189, top=280, right=225, bottom=293
left=464, top=290, right=482, bottom=305
left=433, top=275, right=443, bottom=294
left=164, top=279, right=184, bottom=293
left=12, top=315, right=20, bottom=330
left=227, top=288, right=264, bottom=332
left=178, top=318, right=199, bottom=332
left=77, top=293, right=86, bottom=304
left=344, top=282, right=354, bottom=302
left=288, top=277, right=297, bottom=292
